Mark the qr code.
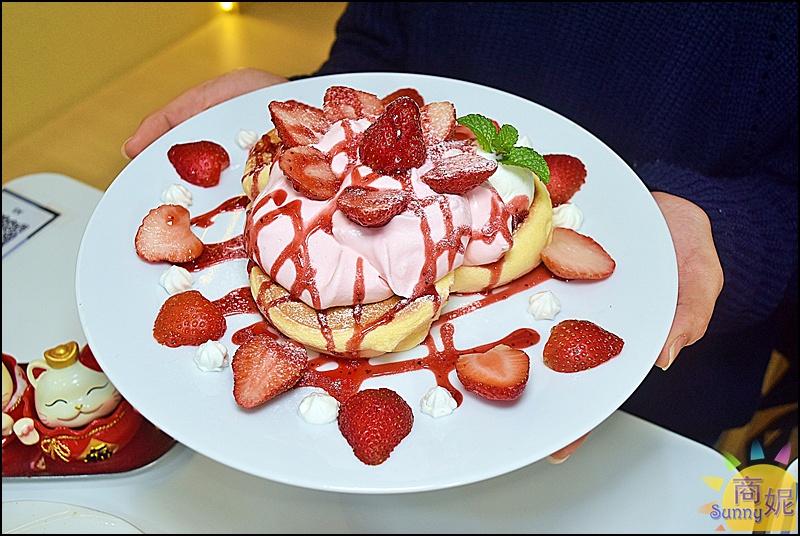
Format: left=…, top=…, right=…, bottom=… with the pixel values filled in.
left=2, top=213, right=30, bottom=246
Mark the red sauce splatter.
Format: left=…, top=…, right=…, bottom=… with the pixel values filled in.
left=169, top=195, right=554, bottom=403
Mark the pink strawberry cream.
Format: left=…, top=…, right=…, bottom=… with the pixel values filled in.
left=245, top=97, right=532, bottom=310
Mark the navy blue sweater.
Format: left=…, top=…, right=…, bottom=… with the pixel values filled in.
left=313, top=2, right=798, bottom=335
left=310, top=2, right=798, bottom=442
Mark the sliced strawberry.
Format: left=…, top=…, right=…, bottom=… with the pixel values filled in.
left=153, top=290, right=226, bottom=348
left=541, top=227, right=615, bottom=280
left=381, top=88, right=425, bottom=108
left=232, top=333, right=308, bottom=409
left=135, top=204, right=203, bottom=263
left=359, top=96, right=426, bottom=175
left=167, top=140, right=230, bottom=188
left=421, top=143, right=497, bottom=195
left=323, top=86, right=385, bottom=122
left=543, top=319, right=624, bottom=373
left=279, top=145, right=342, bottom=200
left=453, top=123, right=477, bottom=141
left=338, top=388, right=413, bottom=466
left=420, top=101, right=456, bottom=145
left=268, top=100, right=331, bottom=148
left=543, top=154, right=586, bottom=206
left=337, top=186, right=410, bottom=227
left=456, top=345, right=530, bottom=401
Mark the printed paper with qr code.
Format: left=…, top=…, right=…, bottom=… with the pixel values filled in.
left=2, top=189, right=59, bottom=259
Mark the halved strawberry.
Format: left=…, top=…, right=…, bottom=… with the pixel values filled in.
left=153, top=290, right=226, bottom=348
left=420, top=101, right=456, bottom=145
left=455, top=345, right=530, bottom=401
left=421, top=143, right=497, bottom=195
left=135, top=204, right=203, bottom=263
left=268, top=100, right=331, bottom=147
left=337, top=186, right=410, bottom=227
left=359, top=96, right=426, bottom=175
left=543, top=319, right=624, bottom=373
left=232, top=333, right=308, bottom=409
left=540, top=227, right=615, bottom=280
left=323, top=86, right=385, bottom=122
left=543, top=154, right=586, bottom=206
left=381, top=88, right=425, bottom=108
left=338, top=388, right=413, bottom=466
left=167, top=140, right=230, bottom=188
left=279, top=145, right=342, bottom=200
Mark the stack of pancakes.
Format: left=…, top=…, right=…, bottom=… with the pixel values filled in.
left=242, top=92, right=553, bottom=359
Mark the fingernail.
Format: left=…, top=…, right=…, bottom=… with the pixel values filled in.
left=121, top=138, right=132, bottom=159
left=658, top=334, right=687, bottom=371
left=547, top=454, right=570, bottom=465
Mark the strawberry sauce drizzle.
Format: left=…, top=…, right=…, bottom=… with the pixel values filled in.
left=189, top=176, right=552, bottom=402
left=178, top=235, right=247, bottom=272
left=232, top=321, right=280, bottom=345
left=212, top=286, right=260, bottom=316
left=190, top=195, right=249, bottom=228
left=442, top=264, right=554, bottom=323
left=296, top=322, right=540, bottom=404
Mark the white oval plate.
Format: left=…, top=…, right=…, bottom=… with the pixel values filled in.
left=76, top=72, right=677, bottom=493
left=2, top=501, right=142, bottom=534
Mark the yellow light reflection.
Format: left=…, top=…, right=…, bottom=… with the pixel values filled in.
left=220, top=2, right=237, bottom=13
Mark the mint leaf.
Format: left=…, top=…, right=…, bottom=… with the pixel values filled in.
left=456, top=113, right=550, bottom=183
left=456, top=114, right=496, bottom=152
left=499, top=147, right=550, bottom=184
left=493, top=124, right=518, bottom=154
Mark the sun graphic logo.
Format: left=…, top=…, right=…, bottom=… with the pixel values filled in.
left=700, top=440, right=797, bottom=532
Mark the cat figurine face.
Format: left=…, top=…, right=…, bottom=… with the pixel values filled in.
left=27, top=342, right=121, bottom=429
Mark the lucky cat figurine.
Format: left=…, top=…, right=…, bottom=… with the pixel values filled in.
left=24, top=342, right=142, bottom=464
left=2, top=353, right=31, bottom=446
left=27, top=341, right=121, bottom=428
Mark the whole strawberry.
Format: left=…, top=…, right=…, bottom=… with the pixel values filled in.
left=359, top=96, right=426, bottom=175
left=153, top=290, right=226, bottom=348
left=543, top=319, right=624, bottom=373
left=338, top=388, right=414, bottom=466
left=168, top=140, right=231, bottom=188
left=543, top=154, right=586, bottom=206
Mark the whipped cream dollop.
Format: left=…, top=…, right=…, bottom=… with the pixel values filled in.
left=420, top=386, right=457, bottom=418
left=477, top=134, right=536, bottom=214
left=160, top=183, right=193, bottom=208
left=159, top=265, right=194, bottom=295
left=552, top=203, right=583, bottom=230
left=193, top=340, right=229, bottom=372
left=236, top=129, right=259, bottom=150
left=528, top=290, right=561, bottom=320
left=298, top=391, right=340, bottom=424
left=246, top=115, right=532, bottom=309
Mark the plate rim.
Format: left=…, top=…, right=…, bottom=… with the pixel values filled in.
left=75, top=71, right=678, bottom=494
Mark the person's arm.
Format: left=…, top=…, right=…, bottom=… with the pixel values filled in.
left=122, top=68, right=288, bottom=159
left=635, top=125, right=798, bottom=338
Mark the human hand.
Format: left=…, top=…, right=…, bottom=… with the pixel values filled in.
left=650, top=191, right=723, bottom=369
left=122, top=68, right=289, bottom=159
left=547, top=191, right=723, bottom=463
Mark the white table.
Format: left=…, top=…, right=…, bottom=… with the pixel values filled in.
left=2, top=174, right=732, bottom=533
